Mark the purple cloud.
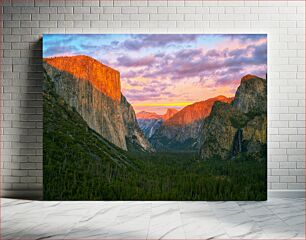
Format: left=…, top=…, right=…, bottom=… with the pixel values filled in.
left=122, top=34, right=200, bottom=50
left=124, top=89, right=162, bottom=101
left=206, top=49, right=228, bottom=58
left=123, top=79, right=175, bottom=102
left=121, top=70, right=142, bottom=79
left=138, top=41, right=266, bottom=89
left=175, top=49, right=203, bottom=60
left=117, top=55, right=155, bottom=67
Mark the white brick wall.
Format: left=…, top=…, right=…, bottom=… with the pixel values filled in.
left=1, top=0, right=305, bottom=199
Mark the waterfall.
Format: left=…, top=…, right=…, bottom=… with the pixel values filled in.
left=231, top=128, right=243, bottom=157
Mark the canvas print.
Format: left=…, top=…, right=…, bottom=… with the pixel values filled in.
left=43, top=34, right=267, bottom=200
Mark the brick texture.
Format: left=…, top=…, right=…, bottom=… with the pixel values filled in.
left=1, top=0, right=305, bottom=198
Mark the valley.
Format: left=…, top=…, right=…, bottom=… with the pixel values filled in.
left=43, top=84, right=266, bottom=200
left=43, top=54, right=267, bottom=200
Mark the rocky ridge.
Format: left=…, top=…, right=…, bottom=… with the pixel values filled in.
left=136, top=108, right=178, bottom=121
left=43, top=55, right=152, bottom=152
left=150, top=96, right=233, bottom=151
left=199, top=75, right=267, bottom=160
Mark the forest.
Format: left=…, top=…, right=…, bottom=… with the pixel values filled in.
left=43, top=75, right=267, bottom=201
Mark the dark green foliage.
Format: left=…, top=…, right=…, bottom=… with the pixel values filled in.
left=230, top=112, right=249, bottom=128
left=246, top=107, right=267, bottom=119
left=149, top=136, right=197, bottom=152
left=230, top=105, right=266, bottom=130
left=44, top=74, right=267, bottom=201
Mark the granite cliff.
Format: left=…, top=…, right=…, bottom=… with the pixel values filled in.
left=43, top=55, right=152, bottom=152
left=199, top=75, right=267, bottom=160
left=150, top=96, right=233, bottom=151
left=165, top=96, right=233, bottom=126
left=162, top=108, right=179, bottom=121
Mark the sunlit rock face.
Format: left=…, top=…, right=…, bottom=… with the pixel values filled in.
left=150, top=96, right=233, bottom=152
left=165, top=95, right=233, bottom=126
left=199, top=75, right=267, bottom=160
left=162, top=108, right=179, bottom=121
left=120, top=95, right=153, bottom=151
left=232, top=74, right=267, bottom=114
left=43, top=55, right=152, bottom=152
left=44, top=55, right=121, bottom=101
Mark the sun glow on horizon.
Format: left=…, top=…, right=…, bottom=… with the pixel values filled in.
left=132, top=102, right=194, bottom=107
left=43, top=34, right=267, bottom=115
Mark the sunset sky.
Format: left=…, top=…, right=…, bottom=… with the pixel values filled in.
left=43, top=34, right=267, bottom=114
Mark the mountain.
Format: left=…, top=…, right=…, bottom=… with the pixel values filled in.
left=137, top=119, right=163, bottom=139
left=162, top=108, right=179, bottom=121
left=165, top=96, right=233, bottom=126
left=43, top=78, right=137, bottom=199
left=43, top=55, right=152, bottom=152
left=43, top=82, right=267, bottom=200
left=232, top=74, right=267, bottom=113
left=120, top=95, right=153, bottom=151
left=150, top=96, right=233, bottom=151
left=136, top=108, right=178, bottom=121
left=136, top=111, right=161, bottom=120
left=136, top=108, right=178, bottom=139
left=43, top=55, right=121, bottom=101
left=199, top=75, right=267, bottom=160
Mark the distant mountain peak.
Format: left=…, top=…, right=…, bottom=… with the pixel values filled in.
left=43, top=55, right=121, bottom=101
left=163, top=108, right=179, bottom=121
left=164, top=96, right=233, bottom=126
left=136, top=108, right=179, bottom=120
left=212, top=95, right=227, bottom=100
left=136, top=111, right=161, bottom=120
left=166, top=108, right=178, bottom=113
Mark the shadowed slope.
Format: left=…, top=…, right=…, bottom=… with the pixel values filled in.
left=43, top=55, right=152, bottom=151
left=199, top=75, right=267, bottom=160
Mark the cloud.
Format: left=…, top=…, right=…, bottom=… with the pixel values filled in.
left=138, top=41, right=267, bottom=90
left=121, top=70, right=142, bottom=79
left=224, top=42, right=267, bottom=66
left=122, top=34, right=200, bottom=50
left=124, top=89, right=162, bottom=101
left=206, top=49, right=229, bottom=58
left=122, top=78, right=175, bottom=102
left=175, top=48, right=203, bottom=60
left=119, top=40, right=267, bottom=104
left=43, top=34, right=267, bottom=111
left=125, top=89, right=177, bottom=102
left=116, top=55, right=155, bottom=67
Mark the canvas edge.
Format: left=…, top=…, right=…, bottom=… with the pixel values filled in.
left=1, top=190, right=304, bottom=200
